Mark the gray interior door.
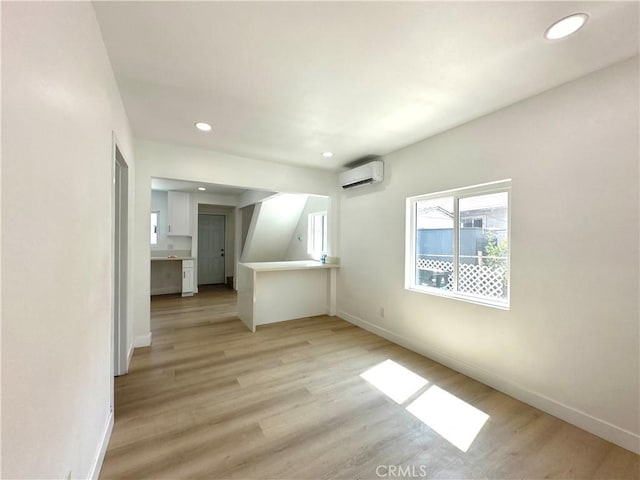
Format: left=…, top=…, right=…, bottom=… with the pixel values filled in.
left=198, top=214, right=226, bottom=285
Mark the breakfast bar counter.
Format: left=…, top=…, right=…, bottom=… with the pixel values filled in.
left=237, top=260, right=338, bottom=332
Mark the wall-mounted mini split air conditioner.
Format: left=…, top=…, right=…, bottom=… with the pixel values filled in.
left=339, top=160, right=384, bottom=190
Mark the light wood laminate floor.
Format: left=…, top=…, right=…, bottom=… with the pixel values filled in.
left=101, top=286, right=639, bottom=479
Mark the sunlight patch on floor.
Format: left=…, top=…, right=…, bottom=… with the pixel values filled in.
left=406, top=385, right=489, bottom=452
left=359, top=359, right=429, bottom=404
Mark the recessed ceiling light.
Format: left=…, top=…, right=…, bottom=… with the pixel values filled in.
left=322, top=151, right=334, bottom=158
left=544, top=13, right=589, bottom=40
left=194, top=122, right=212, bottom=132
left=198, top=187, right=206, bottom=191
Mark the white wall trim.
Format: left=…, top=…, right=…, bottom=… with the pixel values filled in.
left=134, top=332, right=152, bottom=348
left=127, top=343, right=135, bottom=368
left=88, top=410, right=113, bottom=480
left=337, top=310, right=640, bottom=454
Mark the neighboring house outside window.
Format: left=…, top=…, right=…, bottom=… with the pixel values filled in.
left=406, top=180, right=511, bottom=309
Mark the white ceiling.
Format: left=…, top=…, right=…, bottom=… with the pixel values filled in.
left=151, top=177, right=248, bottom=196
left=94, top=2, right=639, bottom=170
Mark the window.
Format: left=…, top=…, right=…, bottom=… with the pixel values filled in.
left=461, top=217, right=484, bottom=229
left=150, top=211, right=158, bottom=245
left=308, top=211, right=327, bottom=257
left=406, top=180, right=510, bottom=308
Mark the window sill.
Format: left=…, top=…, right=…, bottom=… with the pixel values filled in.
left=406, top=285, right=510, bottom=310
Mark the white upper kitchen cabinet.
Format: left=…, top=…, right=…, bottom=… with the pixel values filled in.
left=167, top=191, right=191, bottom=236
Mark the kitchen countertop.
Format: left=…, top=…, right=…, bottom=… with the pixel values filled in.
left=239, top=260, right=338, bottom=272
left=150, top=256, right=194, bottom=261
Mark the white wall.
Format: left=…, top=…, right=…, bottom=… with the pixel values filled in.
left=242, top=193, right=308, bottom=262
left=2, top=2, right=135, bottom=478
left=239, top=204, right=256, bottom=258
left=133, top=140, right=338, bottom=346
left=337, top=57, right=639, bottom=452
left=238, top=189, right=277, bottom=208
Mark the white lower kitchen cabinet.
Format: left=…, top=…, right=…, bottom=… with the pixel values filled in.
left=182, top=259, right=194, bottom=297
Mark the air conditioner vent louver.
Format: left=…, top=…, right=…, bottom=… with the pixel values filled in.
left=342, top=178, right=374, bottom=189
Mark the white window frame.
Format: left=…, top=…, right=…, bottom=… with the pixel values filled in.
left=405, top=179, right=511, bottom=310
left=150, top=210, right=159, bottom=245
left=308, top=211, right=328, bottom=258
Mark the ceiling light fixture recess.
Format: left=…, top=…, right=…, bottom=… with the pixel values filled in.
left=544, top=13, right=589, bottom=40
left=322, top=151, right=334, bottom=158
left=198, top=187, right=206, bottom=191
left=194, top=121, right=212, bottom=132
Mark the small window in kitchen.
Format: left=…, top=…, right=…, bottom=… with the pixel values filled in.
left=308, top=211, right=327, bottom=257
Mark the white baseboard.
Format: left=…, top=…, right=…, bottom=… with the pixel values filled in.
left=127, top=342, right=135, bottom=368
left=88, top=409, right=113, bottom=480
left=338, top=310, right=640, bottom=454
left=134, top=332, right=152, bottom=348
